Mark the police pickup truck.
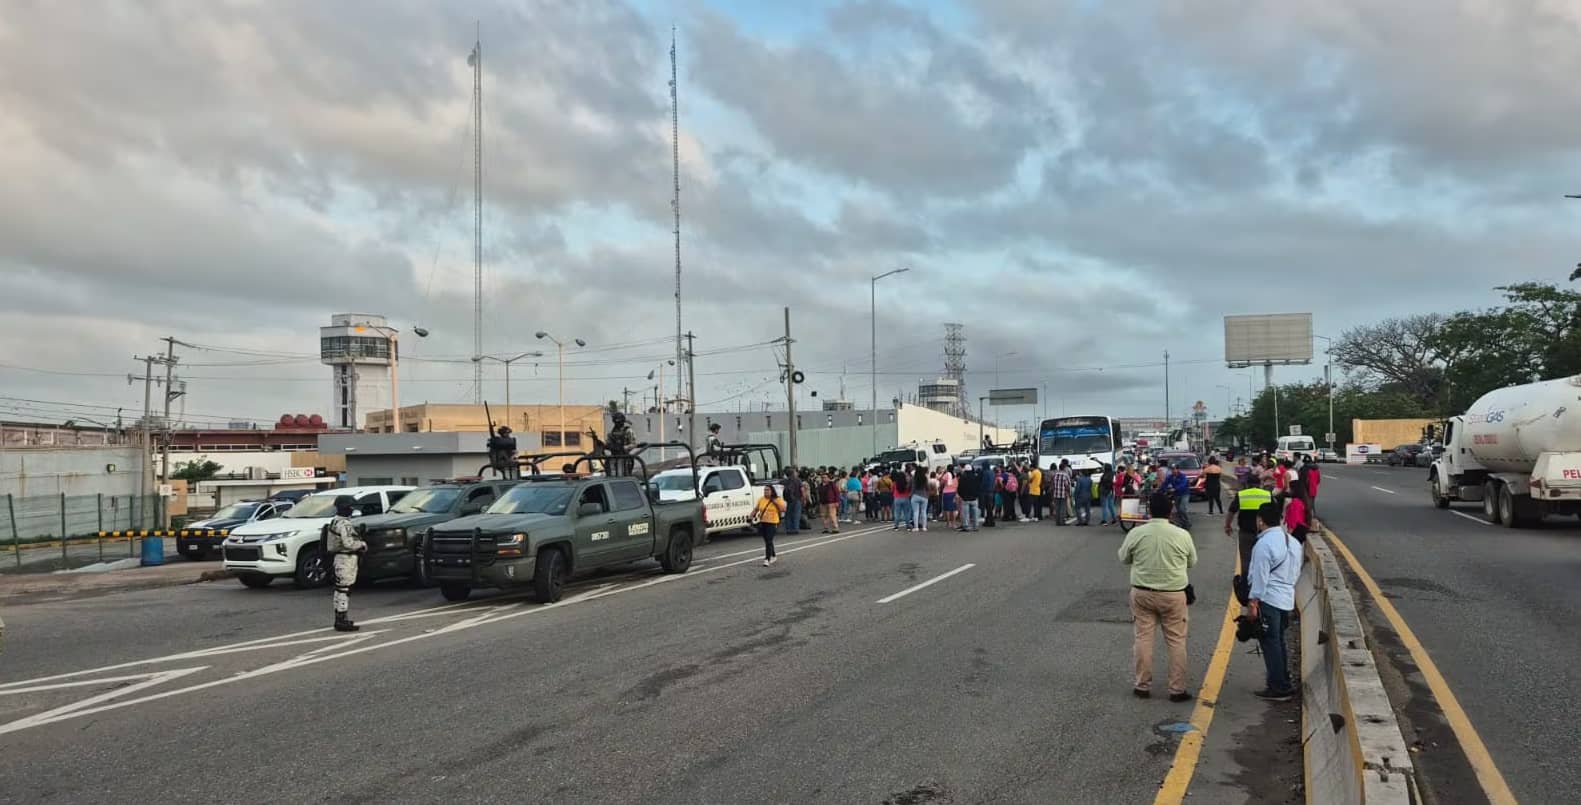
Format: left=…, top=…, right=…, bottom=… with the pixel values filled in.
left=422, top=447, right=705, bottom=603
left=352, top=478, right=521, bottom=585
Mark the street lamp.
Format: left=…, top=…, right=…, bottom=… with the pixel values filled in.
left=355, top=323, right=429, bottom=432
left=647, top=360, right=677, bottom=461
left=471, top=351, right=545, bottom=426
left=1315, top=335, right=1336, bottom=451
left=978, top=395, right=989, bottom=449
left=871, top=267, right=910, bottom=457
left=535, top=331, right=586, bottom=447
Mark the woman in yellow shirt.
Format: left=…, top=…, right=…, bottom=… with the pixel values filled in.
left=752, top=486, right=788, bottom=567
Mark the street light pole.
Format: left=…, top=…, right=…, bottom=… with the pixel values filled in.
left=536, top=331, right=585, bottom=447
left=1315, top=335, right=1335, bottom=450
left=367, top=324, right=428, bottom=433
left=871, top=267, right=910, bottom=458
left=979, top=396, right=988, bottom=448
left=473, top=350, right=544, bottom=430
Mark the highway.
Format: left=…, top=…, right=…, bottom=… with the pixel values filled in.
left=1314, top=463, right=1581, bottom=804
left=1, top=517, right=1237, bottom=803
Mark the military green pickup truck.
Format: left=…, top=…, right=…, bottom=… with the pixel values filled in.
left=422, top=473, right=704, bottom=603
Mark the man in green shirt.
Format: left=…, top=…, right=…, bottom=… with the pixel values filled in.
left=1117, top=493, right=1199, bottom=701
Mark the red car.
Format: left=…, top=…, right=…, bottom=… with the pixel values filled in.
left=1157, top=452, right=1208, bottom=501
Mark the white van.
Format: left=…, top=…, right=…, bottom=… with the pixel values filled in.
left=1276, top=435, right=1317, bottom=462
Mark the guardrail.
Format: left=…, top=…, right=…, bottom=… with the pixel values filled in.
left=1300, top=530, right=1415, bottom=804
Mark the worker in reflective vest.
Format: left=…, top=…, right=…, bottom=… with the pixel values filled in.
left=1225, top=482, right=1275, bottom=576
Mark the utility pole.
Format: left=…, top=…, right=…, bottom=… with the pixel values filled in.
left=670, top=30, right=686, bottom=424
left=129, top=356, right=157, bottom=529
left=622, top=387, right=634, bottom=415
left=156, top=338, right=186, bottom=527
left=685, top=331, right=697, bottom=453
left=1163, top=350, right=1171, bottom=429
left=783, top=307, right=797, bottom=467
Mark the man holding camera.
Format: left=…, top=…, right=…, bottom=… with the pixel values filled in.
left=1247, top=502, right=1301, bottom=701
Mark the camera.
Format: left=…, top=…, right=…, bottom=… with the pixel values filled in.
left=1235, top=614, right=1266, bottom=643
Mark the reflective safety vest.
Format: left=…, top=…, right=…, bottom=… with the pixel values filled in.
left=1237, top=487, right=1273, bottom=530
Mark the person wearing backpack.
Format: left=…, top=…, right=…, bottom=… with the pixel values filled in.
left=1002, top=467, right=1021, bottom=524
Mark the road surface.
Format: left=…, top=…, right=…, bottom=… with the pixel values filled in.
left=1, top=518, right=1238, bottom=803
left=1314, top=463, right=1581, bottom=804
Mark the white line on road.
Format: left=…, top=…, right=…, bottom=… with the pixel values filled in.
left=876, top=564, right=976, bottom=604
left=1370, top=486, right=1397, bottom=495
left=1451, top=510, right=1491, bottom=526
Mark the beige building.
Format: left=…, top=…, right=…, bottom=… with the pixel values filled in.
left=364, top=403, right=607, bottom=449
left=1352, top=418, right=1439, bottom=448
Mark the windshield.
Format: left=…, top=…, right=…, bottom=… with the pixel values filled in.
left=285, top=495, right=340, bottom=518
left=390, top=488, right=461, bottom=514
left=211, top=502, right=260, bottom=520
left=488, top=484, right=575, bottom=515
left=1283, top=439, right=1315, bottom=451
left=877, top=449, right=922, bottom=465
left=1040, top=418, right=1114, bottom=457
left=1162, top=455, right=1201, bottom=470
left=652, top=475, right=697, bottom=492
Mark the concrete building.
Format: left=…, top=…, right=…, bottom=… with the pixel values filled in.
left=317, top=431, right=543, bottom=487
left=610, top=403, right=1015, bottom=469
left=1, top=445, right=144, bottom=499
left=918, top=377, right=964, bottom=414
left=321, top=313, right=398, bottom=430
left=364, top=403, right=606, bottom=450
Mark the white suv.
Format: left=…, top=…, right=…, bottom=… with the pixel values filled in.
left=223, top=486, right=413, bottom=589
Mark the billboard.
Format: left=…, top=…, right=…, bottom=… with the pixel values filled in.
left=988, top=387, right=1038, bottom=405
left=1224, top=313, right=1313, bottom=367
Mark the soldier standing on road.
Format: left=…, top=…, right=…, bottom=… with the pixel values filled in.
left=326, top=495, right=367, bottom=633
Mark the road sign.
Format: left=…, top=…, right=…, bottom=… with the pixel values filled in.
left=988, top=387, right=1038, bottom=406
left=1325, top=432, right=1336, bottom=444
left=1289, top=425, right=1302, bottom=436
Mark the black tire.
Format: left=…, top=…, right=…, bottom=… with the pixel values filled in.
left=238, top=573, right=273, bottom=588
left=533, top=547, right=567, bottom=603
left=439, top=582, right=471, bottom=602
left=1429, top=473, right=1450, bottom=509
left=660, top=528, right=694, bottom=574
left=413, top=551, right=432, bottom=588
left=1120, top=519, right=1136, bottom=532
left=1498, top=484, right=1518, bottom=528
left=294, top=546, right=331, bottom=590
left=1483, top=481, right=1501, bottom=523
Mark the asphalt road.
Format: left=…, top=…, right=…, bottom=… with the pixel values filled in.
left=0, top=516, right=1238, bottom=803
left=1314, top=463, right=1581, bottom=803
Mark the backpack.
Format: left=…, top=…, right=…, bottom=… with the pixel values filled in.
left=1005, top=473, right=1019, bottom=494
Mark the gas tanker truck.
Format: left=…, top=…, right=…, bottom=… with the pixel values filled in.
left=1428, top=374, right=1581, bottom=527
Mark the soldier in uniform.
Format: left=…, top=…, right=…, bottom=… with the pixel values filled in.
left=607, top=412, right=637, bottom=476
left=487, top=425, right=519, bottom=479
left=326, top=495, right=367, bottom=632
left=705, top=422, right=725, bottom=460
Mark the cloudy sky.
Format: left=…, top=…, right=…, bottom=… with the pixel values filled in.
left=2, top=0, right=1579, bottom=433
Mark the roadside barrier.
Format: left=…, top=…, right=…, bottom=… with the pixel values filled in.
left=1300, top=530, right=1415, bottom=804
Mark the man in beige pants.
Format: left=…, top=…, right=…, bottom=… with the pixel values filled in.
left=1117, top=493, right=1199, bottom=702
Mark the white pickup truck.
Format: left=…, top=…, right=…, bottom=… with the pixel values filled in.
left=650, top=465, right=781, bottom=540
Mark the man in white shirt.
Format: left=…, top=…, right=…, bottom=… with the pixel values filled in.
left=1248, top=502, right=1301, bottom=700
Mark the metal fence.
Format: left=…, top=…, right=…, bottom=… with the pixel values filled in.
left=3, top=493, right=163, bottom=542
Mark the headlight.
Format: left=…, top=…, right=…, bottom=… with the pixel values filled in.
left=497, top=532, right=527, bottom=557
left=383, top=528, right=408, bottom=548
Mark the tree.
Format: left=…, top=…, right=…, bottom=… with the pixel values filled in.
left=1570, top=264, right=1580, bottom=283
left=1331, top=314, right=1447, bottom=407
left=171, top=460, right=223, bottom=482
left=1430, top=283, right=1581, bottom=408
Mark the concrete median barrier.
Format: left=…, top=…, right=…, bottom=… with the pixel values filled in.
left=1300, top=530, right=1415, bottom=804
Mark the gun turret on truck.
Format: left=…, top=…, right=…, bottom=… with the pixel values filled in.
left=1428, top=374, right=1581, bottom=527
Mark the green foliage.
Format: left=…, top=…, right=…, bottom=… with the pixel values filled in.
left=171, top=460, right=223, bottom=482
left=1430, top=283, right=1581, bottom=409
left=1215, top=382, right=1434, bottom=451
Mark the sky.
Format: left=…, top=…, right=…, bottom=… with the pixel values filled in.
left=2, top=0, right=1580, bottom=434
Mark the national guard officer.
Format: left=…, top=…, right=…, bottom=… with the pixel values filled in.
left=486, top=425, right=519, bottom=479
left=607, top=412, right=637, bottom=475
left=326, top=495, right=367, bottom=632
left=705, top=422, right=725, bottom=459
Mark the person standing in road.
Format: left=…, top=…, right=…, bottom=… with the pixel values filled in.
left=912, top=463, right=932, bottom=532
left=1203, top=456, right=1225, bottom=514
left=1248, top=502, right=1301, bottom=700
left=751, top=485, right=787, bottom=567
left=326, top=495, right=367, bottom=633
left=1167, top=463, right=1192, bottom=529
left=1048, top=460, right=1072, bottom=526
left=941, top=466, right=959, bottom=528
left=781, top=468, right=803, bottom=536
left=1027, top=463, right=1044, bottom=522
left=1298, top=455, right=1321, bottom=524
left=1284, top=479, right=1311, bottom=544
left=1099, top=463, right=1117, bottom=526
left=981, top=464, right=999, bottom=528
left=1224, top=476, right=1274, bottom=574
left=876, top=470, right=894, bottom=522
left=1073, top=469, right=1094, bottom=526
left=1233, top=456, right=1252, bottom=490
left=1118, top=493, right=1199, bottom=702
left=821, top=472, right=842, bottom=534
left=1001, top=466, right=1020, bottom=523
left=844, top=470, right=862, bottom=524
left=957, top=463, right=982, bottom=531
left=1272, top=459, right=1292, bottom=499
left=892, top=466, right=912, bottom=531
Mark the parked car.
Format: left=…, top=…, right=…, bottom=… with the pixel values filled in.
left=1315, top=448, right=1341, bottom=463
left=354, top=480, right=521, bottom=586
left=177, top=500, right=292, bottom=560
left=1386, top=443, right=1432, bottom=468
left=222, top=486, right=414, bottom=589
left=1157, top=452, right=1206, bottom=500
left=267, top=489, right=315, bottom=504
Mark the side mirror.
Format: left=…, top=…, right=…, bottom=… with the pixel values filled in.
left=647, top=486, right=661, bottom=505
left=578, top=502, right=603, bottom=517
left=350, top=509, right=364, bottom=518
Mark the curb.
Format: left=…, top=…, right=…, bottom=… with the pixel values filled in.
left=1300, top=528, right=1416, bottom=804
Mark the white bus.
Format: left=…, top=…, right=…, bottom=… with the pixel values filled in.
left=1037, top=415, right=1122, bottom=472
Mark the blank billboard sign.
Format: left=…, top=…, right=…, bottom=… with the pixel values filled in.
left=1224, top=313, right=1313, bottom=367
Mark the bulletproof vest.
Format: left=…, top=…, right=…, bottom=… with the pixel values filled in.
left=1237, top=487, right=1272, bottom=531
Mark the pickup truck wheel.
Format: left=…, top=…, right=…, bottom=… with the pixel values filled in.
left=660, top=529, right=694, bottom=574
left=1429, top=473, right=1450, bottom=509
left=439, top=582, right=470, bottom=602
left=294, top=546, right=331, bottom=590
left=533, top=547, right=567, bottom=603
left=238, top=573, right=273, bottom=588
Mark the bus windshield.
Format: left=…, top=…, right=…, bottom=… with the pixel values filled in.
left=1039, top=416, right=1116, bottom=457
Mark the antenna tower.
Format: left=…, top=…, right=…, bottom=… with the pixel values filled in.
left=669, top=28, right=685, bottom=421
left=469, top=28, right=484, bottom=403
left=943, top=322, right=967, bottom=417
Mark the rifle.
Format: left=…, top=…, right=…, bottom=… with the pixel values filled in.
left=484, top=401, right=497, bottom=441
